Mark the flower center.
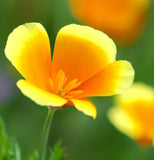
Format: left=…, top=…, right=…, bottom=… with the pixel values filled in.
left=49, top=70, right=83, bottom=99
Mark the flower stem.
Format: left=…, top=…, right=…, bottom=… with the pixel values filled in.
left=39, top=107, right=55, bottom=160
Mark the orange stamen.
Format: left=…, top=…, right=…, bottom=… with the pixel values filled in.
left=50, top=70, right=83, bottom=99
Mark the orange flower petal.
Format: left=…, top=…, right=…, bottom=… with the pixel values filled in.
left=108, top=107, right=140, bottom=139
left=17, top=79, right=67, bottom=107
left=69, top=0, right=150, bottom=44
left=108, top=83, right=154, bottom=146
left=116, top=83, right=154, bottom=105
left=70, top=98, right=97, bottom=119
left=77, top=60, right=134, bottom=97
left=116, top=83, right=154, bottom=139
left=5, top=23, right=52, bottom=91
left=52, top=24, right=116, bottom=82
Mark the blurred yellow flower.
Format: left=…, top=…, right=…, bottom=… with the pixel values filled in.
left=69, top=0, right=150, bottom=44
left=5, top=23, right=134, bottom=119
left=108, top=83, right=154, bottom=146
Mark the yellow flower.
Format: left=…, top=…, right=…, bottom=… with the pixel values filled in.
left=69, top=0, right=150, bottom=44
left=5, top=23, right=134, bottom=119
left=108, top=83, right=154, bottom=146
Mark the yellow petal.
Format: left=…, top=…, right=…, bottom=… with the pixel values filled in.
left=77, top=60, right=134, bottom=97
left=115, top=83, right=154, bottom=139
left=17, top=79, right=67, bottom=107
left=52, top=24, right=116, bottom=82
left=5, top=23, right=52, bottom=91
left=70, top=98, right=97, bottom=119
left=108, top=107, right=140, bottom=139
left=116, top=83, right=154, bottom=105
left=109, top=83, right=154, bottom=146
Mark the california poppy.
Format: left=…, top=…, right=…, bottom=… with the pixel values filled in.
left=69, top=0, right=150, bottom=44
left=5, top=23, right=134, bottom=118
left=108, top=83, right=154, bottom=146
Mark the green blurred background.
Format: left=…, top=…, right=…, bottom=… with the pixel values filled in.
left=0, top=0, right=154, bottom=159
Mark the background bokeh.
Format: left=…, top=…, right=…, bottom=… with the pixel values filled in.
left=0, top=0, right=154, bottom=159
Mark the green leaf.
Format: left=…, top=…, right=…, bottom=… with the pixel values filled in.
left=49, top=140, right=66, bottom=160
left=9, top=142, right=21, bottom=160
left=29, top=150, right=39, bottom=160
left=0, top=117, right=9, bottom=159
left=0, top=116, right=22, bottom=160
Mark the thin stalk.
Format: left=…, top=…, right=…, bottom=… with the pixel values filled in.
left=39, top=108, right=55, bottom=160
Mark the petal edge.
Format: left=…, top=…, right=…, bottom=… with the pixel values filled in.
left=5, top=23, right=52, bottom=90
left=70, top=98, right=97, bottom=119
left=17, top=79, right=67, bottom=107
left=77, top=60, right=135, bottom=97
left=52, top=24, right=116, bottom=82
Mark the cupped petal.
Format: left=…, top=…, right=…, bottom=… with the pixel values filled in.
left=76, top=60, right=134, bottom=97
left=115, top=83, right=154, bottom=139
left=52, top=24, right=116, bottom=82
left=70, top=98, right=97, bottom=119
left=108, top=106, right=154, bottom=146
left=17, top=79, right=67, bottom=107
left=108, top=83, right=154, bottom=146
left=5, top=23, right=52, bottom=91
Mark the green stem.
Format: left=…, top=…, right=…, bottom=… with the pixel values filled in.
left=39, top=108, right=55, bottom=160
